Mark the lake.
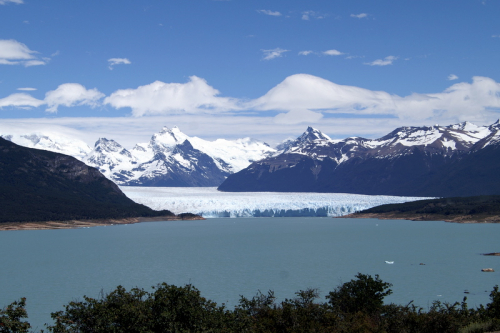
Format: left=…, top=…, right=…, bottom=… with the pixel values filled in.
left=0, top=217, right=499, bottom=330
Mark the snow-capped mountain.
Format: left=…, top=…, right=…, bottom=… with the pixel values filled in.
left=0, top=126, right=276, bottom=187
left=0, top=132, right=92, bottom=160
left=83, top=126, right=275, bottom=186
left=218, top=121, right=500, bottom=197
left=273, top=121, right=500, bottom=162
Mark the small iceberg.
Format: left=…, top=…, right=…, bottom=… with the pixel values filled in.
left=385, top=261, right=394, bottom=264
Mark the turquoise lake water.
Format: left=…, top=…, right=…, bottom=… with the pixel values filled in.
left=0, top=217, right=499, bottom=330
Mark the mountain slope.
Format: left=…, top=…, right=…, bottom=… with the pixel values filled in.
left=0, top=137, right=174, bottom=223
left=218, top=121, right=500, bottom=197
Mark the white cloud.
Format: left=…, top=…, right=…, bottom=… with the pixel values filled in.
left=45, top=83, right=105, bottom=113
left=257, top=9, right=281, bottom=16
left=0, top=0, right=23, bottom=4
left=0, top=39, right=48, bottom=67
left=448, top=74, right=459, bottom=81
left=0, top=39, right=36, bottom=60
left=323, top=49, right=343, bottom=56
left=0, top=93, right=44, bottom=109
left=301, top=11, right=325, bottom=20
left=24, top=60, right=47, bottom=67
left=492, top=35, right=500, bottom=38
left=345, top=55, right=364, bottom=59
left=104, top=76, right=239, bottom=116
left=108, top=58, right=131, bottom=70
left=17, top=87, right=37, bottom=91
left=364, top=55, right=398, bottom=66
left=261, top=48, right=289, bottom=60
left=350, top=13, right=367, bottom=18
left=274, top=109, right=323, bottom=125
left=2, top=75, right=500, bottom=146
left=298, top=50, right=313, bottom=56
left=247, top=74, right=500, bottom=122
left=248, top=74, right=394, bottom=112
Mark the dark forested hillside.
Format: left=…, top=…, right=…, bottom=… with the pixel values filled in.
left=349, top=195, right=500, bottom=222
left=0, top=137, right=173, bottom=223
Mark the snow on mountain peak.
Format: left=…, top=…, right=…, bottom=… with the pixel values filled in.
left=151, top=125, right=189, bottom=151
left=0, top=132, right=91, bottom=160
left=93, top=138, right=133, bottom=158
left=298, top=126, right=332, bottom=143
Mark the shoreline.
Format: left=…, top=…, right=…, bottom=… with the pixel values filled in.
left=340, top=212, right=500, bottom=223
left=0, top=215, right=204, bottom=231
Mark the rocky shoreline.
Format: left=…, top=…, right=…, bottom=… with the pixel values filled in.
left=0, top=215, right=204, bottom=231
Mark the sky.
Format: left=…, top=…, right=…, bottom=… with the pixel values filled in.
left=1, top=0, right=500, bottom=148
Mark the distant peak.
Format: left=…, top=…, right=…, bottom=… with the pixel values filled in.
left=158, top=126, right=171, bottom=134
left=158, top=125, right=182, bottom=135
left=95, top=137, right=112, bottom=146
left=300, top=127, right=331, bottom=141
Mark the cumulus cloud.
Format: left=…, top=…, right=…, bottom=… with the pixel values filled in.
left=351, top=13, right=368, bottom=18
left=261, top=48, right=289, bottom=60
left=45, top=83, right=105, bottom=113
left=0, top=0, right=23, bottom=4
left=108, top=58, right=131, bottom=70
left=0, top=39, right=48, bottom=67
left=323, top=49, right=343, bottom=56
left=2, top=74, right=500, bottom=139
left=104, top=76, right=239, bottom=116
left=364, top=55, right=398, bottom=66
left=448, top=74, right=459, bottom=81
left=246, top=74, right=500, bottom=122
left=257, top=9, right=281, bottom=16
left=248, top=74, right=394, bottom=113
left=0, top=93, right=44, bottom=109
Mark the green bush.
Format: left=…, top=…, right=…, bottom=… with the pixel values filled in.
left=0, top=298, right=30, bottom=333
left=2, top=274, right=500, bottom=332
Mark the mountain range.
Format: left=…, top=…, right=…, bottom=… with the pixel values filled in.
left=1, top=127, right=275, bottom=187
left=3, top=121, right=500, bottom=197
left=218, top=121, right=500, bottom=197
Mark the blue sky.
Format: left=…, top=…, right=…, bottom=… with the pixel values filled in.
left=1, top=0, right=500, bottom=147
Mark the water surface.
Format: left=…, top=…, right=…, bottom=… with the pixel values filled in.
left=0, top=218, right=498, bottom=330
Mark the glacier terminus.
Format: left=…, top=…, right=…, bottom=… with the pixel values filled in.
left=120, top=186, right=431, bottom=218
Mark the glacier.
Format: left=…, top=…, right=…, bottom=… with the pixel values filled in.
left=120, top=186, right=432, bottom=218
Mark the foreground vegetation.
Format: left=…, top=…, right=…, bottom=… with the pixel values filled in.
left=352, top=195, right=500, bottom=223
left=1, top=274, right=499, bottom=332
